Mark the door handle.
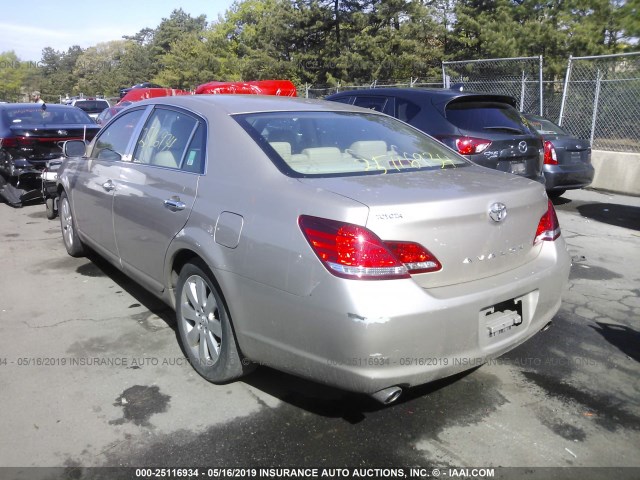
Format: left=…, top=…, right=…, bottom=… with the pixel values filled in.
left=164, top=198, right=186, bottom=211
left=102, top=180, right=115, bottom=192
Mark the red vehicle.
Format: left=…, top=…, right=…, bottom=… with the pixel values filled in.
left=195, top=80, right=297, bottom=96
left=117, top=81, right=296, bottom=107
left=118, top=88, right=191, bottom=105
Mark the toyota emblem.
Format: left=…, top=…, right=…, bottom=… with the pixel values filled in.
left=518, top=141, right=527, bottom=153
left=57, top=130, right=68, bottom=136
left=489, top=203, right=508, bottom=223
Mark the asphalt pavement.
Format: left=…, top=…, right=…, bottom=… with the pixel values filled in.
left=0, top=188, right=638, bottom=479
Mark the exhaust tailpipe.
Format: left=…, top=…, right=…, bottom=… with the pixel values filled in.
left=541, top=321, right=553, bottom=332
left=371, top=386, right=403, bottom=405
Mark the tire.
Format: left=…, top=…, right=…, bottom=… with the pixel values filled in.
left=176, top=259, right=252, bottom=383
left=547, top=189, right=566, bottom=199
left=59, top=191, right=85, bottom=257
left=45, top=197, right=56, bottom=220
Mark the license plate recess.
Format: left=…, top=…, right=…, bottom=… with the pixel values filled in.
left=481, top=297, right=523, bottom=338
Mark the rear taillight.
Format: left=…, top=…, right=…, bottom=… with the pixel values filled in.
left=298, top=215, right=441, bottom=280
left=386, top=242, right=441, bottom=274
left=455, top=137, right=492, bottom=155
left=534, top=200, right=561, bottom=244
left=543, top=140, right=558, bottom=165
left=0, top=137, right=18, bottom=148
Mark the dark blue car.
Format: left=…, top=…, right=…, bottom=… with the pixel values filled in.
left=326, top=88, right=545, bottom=184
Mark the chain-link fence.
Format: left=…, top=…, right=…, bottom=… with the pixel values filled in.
left=559, top=52, right=640, bottom=153
left=302, top=53, right=639, bottom=153
left=442, top=56, right=543, bottom=115
left=304, top=78, right=443, bottom=99
left=542, top=80, right=565, bottom=122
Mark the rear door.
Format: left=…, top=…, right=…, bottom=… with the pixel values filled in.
left=112, top=107, right=205, bottom=292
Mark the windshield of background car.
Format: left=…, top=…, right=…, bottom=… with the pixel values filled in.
left=2, top=106, right=93, bottom=125
left=235, top=111, right=469, bottom=177
left=445, top=100, right=532, bottom=135
left=74, top=101, right=109, bottom=114
left=526, top=117, right=569, bottom=136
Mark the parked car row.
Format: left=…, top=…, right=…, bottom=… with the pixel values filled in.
left=1, top=85, right=585, bottom=404
left=326, top=88, right=594, bottom=197
left=53, top=94, right=571, bottom=404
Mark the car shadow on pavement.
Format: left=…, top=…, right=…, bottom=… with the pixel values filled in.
left=240, top=365, right=478, bottom=423
left=576, top=203, right=640, bottom=231
left=591, top=322, right=640, bottom=363
left=84, top=250, right=177, bottom=329
left=551, top=195, right=640, bottom=231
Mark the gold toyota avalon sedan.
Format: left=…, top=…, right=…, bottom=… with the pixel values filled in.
left=56, top=95, right=570, bottom=404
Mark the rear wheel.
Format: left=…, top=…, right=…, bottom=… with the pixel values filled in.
left=59, top=191, right=84, bottom=257
left=176, top=260, right=252, bottom=383
left=45, top=197, right=56, bottom=219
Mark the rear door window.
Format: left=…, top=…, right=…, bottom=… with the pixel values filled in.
left=133, top=108, right=200, bottom=170
left=353, top=96, right=388, bottom=113
left=396, top=98, right=422, bottom=123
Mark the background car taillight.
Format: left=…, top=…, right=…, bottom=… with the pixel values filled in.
left=0, top=137, right=18, bottom=148
left=455, top=137, right=492, bottom=155
left=543, top=140, right=558, bottom=165
left=534, top=200, right=561, bottom=244
left=299, top=215, right=441, bottom=280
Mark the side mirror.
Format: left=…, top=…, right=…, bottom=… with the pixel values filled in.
left=63, top=140, right=87, bottom=157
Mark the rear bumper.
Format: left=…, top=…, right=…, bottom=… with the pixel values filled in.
left=468, top=155, right=544, bottom=184
left=229, top=238, right=572, bottom=394
left=544, top=164, right=594, bottom=191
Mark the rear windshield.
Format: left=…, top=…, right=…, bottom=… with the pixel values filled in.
left=445, top=100, right=530, bottom=135
left=525, top=116, right=568, bottom=136
left=2, top=106, right=93, bottom=125
left=235, top=111, right=469, bottom=177
left=74, top=101, right=109, bottom=113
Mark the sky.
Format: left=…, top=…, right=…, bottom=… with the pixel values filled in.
left=0, top=0, right=237, bottom=61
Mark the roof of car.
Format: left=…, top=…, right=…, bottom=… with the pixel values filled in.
left=72, top=99, right=109, bottom=103
left=328, top=88, right=517, bottom=107
left=0, top=103, right=83, bottom=110
left=134, top=94, right=371, bottom=115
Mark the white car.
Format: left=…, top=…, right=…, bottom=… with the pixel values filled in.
left=70, top=98, right=110, bottom=121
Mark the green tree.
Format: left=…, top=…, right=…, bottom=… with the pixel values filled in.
left=38, top=45, right=84, bottom=98
left=0, top=51, right=29, bottom=101
left=73, top=41, right=128, bottom=96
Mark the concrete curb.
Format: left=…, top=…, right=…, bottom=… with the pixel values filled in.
left=590, top=150, right=640, bottom=196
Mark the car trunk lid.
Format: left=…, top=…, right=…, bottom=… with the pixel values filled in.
left=546, top=135, right=592, bottom=165
left=8, top=124, right=99, bottom=165
left=299, top=166, right=549, bottom=288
